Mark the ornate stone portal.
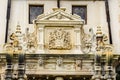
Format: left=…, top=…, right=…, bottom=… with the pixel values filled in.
left=2, top=8, right=115, bottom=80
left=24, top=8, right=97, bottom=79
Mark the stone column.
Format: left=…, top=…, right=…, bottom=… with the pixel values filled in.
left=1, top=74, right=4, bottom=80
left=94, top=64, right=101, bottom=80
left=106, top=66, right=113, bottom=80
left=108, top=0, right=120, bottom=53
left=37, top=25, right=44, bottom=53
left=0, top=66, right=5, bottom=80
left=74, top=26, right=82, bottom=54
left=92, top=50, right=102, bottom=80
left=106, top=50, right=113, bottom=79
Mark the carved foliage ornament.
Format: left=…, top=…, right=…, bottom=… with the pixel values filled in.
left=49, top=28, right=71, bottom=50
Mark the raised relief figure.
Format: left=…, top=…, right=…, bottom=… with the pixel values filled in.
left=49, top=28, right=71, bottom=50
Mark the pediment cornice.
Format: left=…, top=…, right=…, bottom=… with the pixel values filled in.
left=35, top=8, right=84, bottom=23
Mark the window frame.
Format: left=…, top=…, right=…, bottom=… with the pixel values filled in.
left=72, top=5, right=87, bottom=24
left=29, top=4, right=44, bottom=24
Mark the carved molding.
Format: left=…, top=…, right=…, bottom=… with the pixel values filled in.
left=36, top=8, right=83, bottom=21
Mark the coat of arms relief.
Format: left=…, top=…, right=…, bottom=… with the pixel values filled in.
left=48, top=28, right=71, bottom=50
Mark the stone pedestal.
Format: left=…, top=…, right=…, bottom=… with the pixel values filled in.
left=105, top=66, right=113, bottom=80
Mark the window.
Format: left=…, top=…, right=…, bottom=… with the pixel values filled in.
left=72, top=6, right=87, bottom=24
left=29, top=5, right=44, bottom=24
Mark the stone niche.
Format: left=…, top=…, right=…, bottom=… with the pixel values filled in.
left=34, top=8, right=84, bottom=54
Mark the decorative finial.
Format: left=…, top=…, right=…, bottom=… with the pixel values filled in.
left=96, top=26, right=102, bottom=37
left=16, top=24, right=21, bottom=34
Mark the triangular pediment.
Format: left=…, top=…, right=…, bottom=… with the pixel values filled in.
left=36, top=8, right=84, bottom=22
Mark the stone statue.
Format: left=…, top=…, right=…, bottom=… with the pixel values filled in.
left=81, top=28, right=96, bottom=53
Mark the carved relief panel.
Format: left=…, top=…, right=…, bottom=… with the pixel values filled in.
left=48, top=28, right=71, bottom=50
left=45, top=27, right=74, bottom=51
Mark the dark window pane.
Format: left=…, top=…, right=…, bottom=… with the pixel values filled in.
left=29, top=5, right=43, bottom=24
left=72, top=6, right=87, bottom=24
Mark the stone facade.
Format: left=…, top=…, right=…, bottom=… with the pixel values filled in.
left=0, top=0, right=120, bottom=80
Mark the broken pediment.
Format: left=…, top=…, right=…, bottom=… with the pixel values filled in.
left=35, top=8, right=84, bottom=23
